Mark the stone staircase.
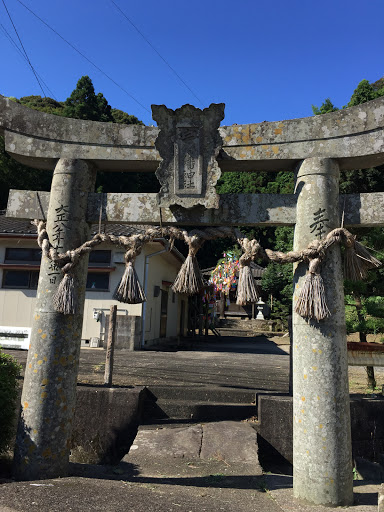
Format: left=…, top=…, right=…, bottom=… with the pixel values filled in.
left=141, top=325, right=288, bottom=426
left=217, top=318, right=259, bottom=337
left=216, top=317, right=280, bottom=337
left=142, top=384, right=261, bottom=425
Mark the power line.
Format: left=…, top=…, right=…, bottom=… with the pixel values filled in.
left=1, top=0, right=47, bottom=97
left=0, top=22, right=57, bottom=100
left=15, top=0, right=151, bottom=114
left=110, top=0, right=204, bottom=107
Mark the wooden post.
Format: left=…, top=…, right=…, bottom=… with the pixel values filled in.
left=198, top=296, right=204, bottom=337
left=219, top=292, right=225, bottom=319
left=104, top=305, right=117, bottom=386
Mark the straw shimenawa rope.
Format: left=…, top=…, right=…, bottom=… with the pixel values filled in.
left=33, top=221, right=380, bottom=321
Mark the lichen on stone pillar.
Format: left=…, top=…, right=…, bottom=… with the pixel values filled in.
left=292, top=157, right=353, bottom=506
left=13, top=158, right=96, bottom=480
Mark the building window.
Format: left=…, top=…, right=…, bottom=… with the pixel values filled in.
left=2, top=270, right=39, bottom=289
left=5, top=248, right=41, bottom=263
left=88, top=251, right=111, bottom=266
left=86, top=272, right=109, bottom=291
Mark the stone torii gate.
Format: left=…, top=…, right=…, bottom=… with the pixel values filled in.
left=2, top=95, right=384, bottom=506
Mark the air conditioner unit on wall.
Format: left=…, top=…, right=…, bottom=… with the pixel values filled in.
left=90, top=337, right=100, bottom=348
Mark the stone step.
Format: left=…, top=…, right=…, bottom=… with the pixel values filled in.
left=217, top=328, right=256, bottom=337
left=126, top=421, right=261, bottom=468
left=145, top=385, right=258, bottom=404
left=142, top=398, right=257, bottom=423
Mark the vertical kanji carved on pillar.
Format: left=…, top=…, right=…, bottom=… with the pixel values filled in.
left=14, top=158, right=96, bottom=480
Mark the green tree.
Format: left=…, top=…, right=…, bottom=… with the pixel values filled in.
left=0, top=349, right=21, bottom=454
left=62, top=76, right=113, bottom=122
left=339, top=165, right=384, bottom=194
left=348, top=79, right=378, bottom=107
left=261, top=263, right=292, bottom=321
left=343, top=228, right=384, bottom=389
left=259, top=226, right=293, bottom=321
left=312, top=98, right=339, bottom=115
left=17, top=96, right=64, bottom=116
left=0, top=136, right=53, bottom=209
left=217, top=170, right=294, bottom=195
left=111, top=108, right=144, bottom=126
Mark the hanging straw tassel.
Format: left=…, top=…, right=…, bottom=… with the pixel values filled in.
left=295, top=258, right=330, bottom=322
left=236, top=264, right=259, bottom=305
left=114, top=260, right=147, bottom=304
left=53, top=273, right=78, bottom=315
left=343, top=233, right=381, bottom=281
left=172, top=235, right=204, bottom=295
left=235, top=237, right=261, bottom=306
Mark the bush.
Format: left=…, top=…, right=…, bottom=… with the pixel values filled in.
left=345, top=295, right=384, bottom=335
left=0, top=348, right=21, bottom=454
left=261, top=263, right=292, bottom=321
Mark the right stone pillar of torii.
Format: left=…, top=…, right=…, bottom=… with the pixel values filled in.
left=293, top=157, right=353, bottom=506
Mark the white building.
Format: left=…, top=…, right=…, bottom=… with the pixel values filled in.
left=0, top=212, right=188, bottom=350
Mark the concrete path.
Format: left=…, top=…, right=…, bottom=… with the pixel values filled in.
left=8, top=335, right=291, bottom=392
left=0, top=421, right=380, bottom=511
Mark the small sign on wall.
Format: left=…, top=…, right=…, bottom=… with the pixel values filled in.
left=0, top=326, right=31, bottom=350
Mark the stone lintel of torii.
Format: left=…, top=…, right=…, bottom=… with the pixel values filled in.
left=2, top=95, right=384, bottom=506
left=7, top=189, right=384, bottom=227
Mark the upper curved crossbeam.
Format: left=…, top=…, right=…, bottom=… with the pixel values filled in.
left=0, top=95, right=384, bottom=171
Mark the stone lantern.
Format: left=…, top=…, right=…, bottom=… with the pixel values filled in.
left=256, top=298, right=265, bottom=320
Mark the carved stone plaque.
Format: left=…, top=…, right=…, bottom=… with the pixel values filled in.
left=152, top=103, right=225, bottom=209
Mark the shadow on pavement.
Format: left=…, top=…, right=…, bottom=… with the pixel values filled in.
left=157, top=335, right=290, bottom=356
left=70, top=461, right=293, bottom=491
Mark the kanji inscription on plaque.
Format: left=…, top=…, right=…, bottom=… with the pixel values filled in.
left=152, top=103, right=225, bottom=209
left=174, top=126, right=202, bottom=195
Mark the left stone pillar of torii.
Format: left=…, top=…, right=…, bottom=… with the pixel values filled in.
left=14, top=158, right=96, bottom=480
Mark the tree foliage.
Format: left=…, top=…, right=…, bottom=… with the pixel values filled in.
left=217, top=170, right=294, bottom=195
left=62, top=76, right=113, bottom=122
left=312, top=98, right=339, bottom=116
left=17, top=95, right=64, bottom=116
left=344, top=227, right=384, bottom=339
left=347, top=79, right=383, bottom=107
left=111, top=108, right=143, bottom=126
left=0, top=349, right=21, bottom=454
left=0, top=136, right=53, bottom=209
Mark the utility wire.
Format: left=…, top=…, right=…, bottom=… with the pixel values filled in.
left=110, top=0, right=204, bottom=107
left=15, top=0, right=151, bottom=114
left=0, top=22, right=57, bottom=100
left=1, top=0, right=47, bottom=97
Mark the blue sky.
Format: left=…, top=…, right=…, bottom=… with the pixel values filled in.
left=1, top=0, right=383, bottom=126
